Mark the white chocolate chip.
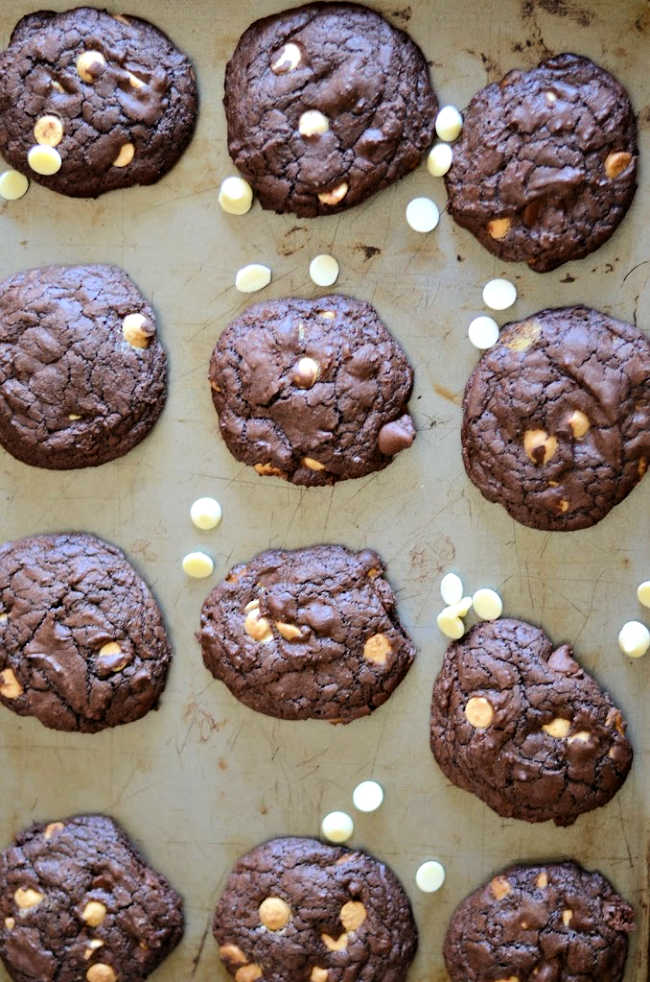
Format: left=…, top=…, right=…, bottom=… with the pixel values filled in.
left=86, top=966, right=117, bottom=982
left=352, top=780, right=384, bottom=812
left=321, top=811, right=354, bottom=843
left=415, top=860, right=446, bottom=893
left=14, top=887, right=44, bottom=909
left=311, top=968, right=328, bottom=982
left=468, top=315, right=500, bottom=350
left=0, top=170, right=29, bottom=201
left=483, top=278, right=517, bottom=311
left=44, top=822, right=64, bottom=840
left=271, top=42, right=302, bottom=73
left=113, top=143, right=135, bottom=168
left=321, top=932, right=348, bottom=952
left=440, top=572, right=463, bottom=606
left=82, top=900, right=107, bottom=927
left=542, top=717, right=571, bottom=739
left=618, top=620, right=650, bottom=659
left=0, top=668, right=23, bottom=700
left=406, top=196, right=439, bottom=233
left=76, top=50, right=106, bottom=83
left=84, top=939, right=105, bottom=960
left=122, top=312, right=154, bottom=348
left=299, top=110, right=330, bottom=137
left=182, top=551, right=214, bottom=579
left=472, top=588, right=503, bottom=621
left=34, top=115, right=64, bottom=147
left=190, top=497, right=222, bottom=531
left=436, top=608, right=465, bottom=640
left=636, top=581, right=650, bottom=608
left=363, top=633, right=391, bottom=665
left=4, top=917, right=15, bottom=930
left=309, top=254, right=339, bottom=287
left=487, top=217, right=512, bottom=240
left=318, top=182, right=348, bottom=206
left=293, top=356, right=320, bottom=388
left=235, top=264, right=271, bottom=293
left=562, top=909, right=573, bottom=927
left=427, top=142, right=453, bottom=177
left=435, top=105, right=463, bottom=142
left=218, top=176, right=254, bottom=215
left=567, top=409, right=590, bottom=439
left=27, top=145, right=62, bottom=176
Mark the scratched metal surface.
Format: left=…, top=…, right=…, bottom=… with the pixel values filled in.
left=0, top=0, right=648, bottom=979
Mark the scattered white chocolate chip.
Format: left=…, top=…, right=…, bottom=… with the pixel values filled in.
left=523, top=429, right=557, bottom=465
left=536, top=871, right=548, bottom=888
left=618, top=620, right=650, bottom=659
left=82, top=900, right=107, bottom=927
left=0, top=612, right=6, bottom=624
left=447, top=597, right=473, bottom=618
left=562, top=909, right=573, bottom=927
left=235, top=263, right=271, bottom=293
left=415, top=860, right=446, bottom=893
left=352, top=780, right=384, bottom=813
left=244, top=603, right=273, bottom=643
left=363, top=633, right=391, bottom=665
left=84, top=939, right=105, bottom=960
left=636, top=581, right=650, bottom=608
left=182, top=551, right=214, bottom=579
left=113, top=143, right=135, bottom=168
left=318, top=182, right=348, bottom=206
left=34, top=115, right=64, bottom=147
left=27, top=145, right=62, bottom=176
left=0, top=170, right=29, bottom=201
left=299, top=110, right=330, bottom=137
left=271, top=42, right=302, bottom=74
left=14, top=887, right=44, bottom=909
left=483, top=278, right=517, bottom=311
left=435, top=105, right=463, bottom=142
left=427, top=142, right=453, bottom=177
left=86, top=965, right=116, bottom=982
left=567, top=409, right=590, bottom=439
left=542, top=717, right=570, bottom=739
left=122, top=312, right=153, bottom=348
left=276, top=621, right=302, bottom=641
left=44, top=822, right=64, bottom=840
left=76, top=50, right=106, bottom=83
left=321, top=811, right=354, bottom=844
left=0, top=668, right=23, bottom=700
left=436, top=608, right=465, bottom=640
left=190, top=497, right=222, bottom=531
left=218, top=176, right=254, bottom=215
left=309, top=254, right=339, bottom=287
left=468, top=315, right=500, bottom=350
left=310, top=968, right=328, bottom=982
left=440, top=572, right=463, bottom=606
left=405, top=196, right=439, bottom=233
left=472, top=588, right=503, bottom=621
left=4, top=917, right=15, bottom=930
left=293, top=356, right=320, bottom=388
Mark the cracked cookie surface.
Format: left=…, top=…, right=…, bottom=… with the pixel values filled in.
left=444, top=860, right=634, bottom=982
left=430, top=618, right=633, bottom=826
left=0, top=6, right=198, bottom=197
left=0, top=533, right=172, bottom=733
left=199, top=545, right=415, bottom=723
left=224, top=2, right=437, bottom=216
left=0, top=813, right=183, bottom=982
left=0, top=264, right=167, bottom=470
left=214, top=836, right=417, bottom=982
left=209, top=295, right=415, bottom=485
left=461, top=305, right=650, bottom=531
left=445, top=53, right=637, bottom=272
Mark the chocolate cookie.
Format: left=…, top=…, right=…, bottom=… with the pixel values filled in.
left=444, top=861, right=634, bottom=982
left=0, top=813, right=183, bottom=982
left=0, top=264, right=167, bottom=470
left=430, top=618, right=633, bottom=826
left=199, top=545, right=415, bottom=723
left=461, top=306, right=650, bottom=531
left=0, top=7, right=198, bottom=197
left=0, top=533, right=172, bottom=732
left=224, top=2, right=437, bottom=216
left=214, top=836, right=418, bottom=982
left=445, top=53, right=637, bottom=272
left=209, top=295, right=415, bottom=485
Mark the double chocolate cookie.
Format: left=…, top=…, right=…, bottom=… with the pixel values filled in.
left=444, top=861, right=634, bottom=982
left=461, top=306, right=650, bottom=531
left=0, top=533, right=172, bottom=732
left=224, top=2, right=437, bottom=216
left=199, top=545, right=415, bottom=723
left=0, top=7, right=198, bottom=197
left=0, top=813, right=184, bottom=982
left=214, top=837, right=418, bottom=982
left=209, top=295, right=415, bottom=485
left=430, top=618, right=633, bottom=826
left=0, top=264, right=167, bottom=470
left=445, top=53, right=637, bottom=272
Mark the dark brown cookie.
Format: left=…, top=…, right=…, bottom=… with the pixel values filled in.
left=0, top=533, right=172, bottom=733
left=444, top=861, right=634, bottom=982
left=0, top=7, right=198, bottom=197
left=199, top=545, right=415, bottom=723
left=0, top=264, right=167, bottom=470
left=224, top=2, right=437, bottom=216
left=461, top=306, right=650, bottom=531
left=209, top=295, right=415, bottom=486
left=0, top=813, right=183, bottom=982
left=430, top=618, right=633, bottom=826
left=445, top=53, right=637, bottom=272
left=214, top=837, right=418, bottom=982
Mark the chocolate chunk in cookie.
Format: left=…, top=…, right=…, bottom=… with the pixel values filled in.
left=0, top=264, right=167, bottom=470
left=461, top=306, right=650, bottom=531
left=214, top=837, right=417, bottom=982
left=224, top=2, right=437, bottom=216
left=199, top=545, right=415, bottom=723
left=0, top=533, right=172, bottom=733
left=209, top=295, right=415, bottom=485
left=0, top=813, right=183, bottom=982
left=430, top=618, right=633, bottom=826
left=444, top=861, right=634, bottom=982
left=0, top=7, right=198, bottom=197
left=445, top=53, right=637, bottom=272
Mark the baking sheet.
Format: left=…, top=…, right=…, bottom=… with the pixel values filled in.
left=0, top=0, right=648, bottom=979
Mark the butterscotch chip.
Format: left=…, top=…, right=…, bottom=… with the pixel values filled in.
left=0, top=668, right=23, bottom=699
left=536, top=872, right=548, bottom=888
left=465, top=696, right=494, bottom=728
left=86, top=966, right=116, bottom=982
left=113, top=143, right=135, bottom=168
left=542, top=717, right=570, bottom=739
left=219, top=944, right=248, bottom=965
left=4, top=917, right=15, bottom=930
left=235, top=967, right=262, bottom=982
left=487, top=217, right=511, bottom=239
left=322, top=932, right=348, bottom=951
left=82, top=900, right=107, bottom=927
left=605, top=151, right=632, bottom=179
left=14, top=887, right=44, bottom=909
left=276, top=621, right=302, bottom=641
left=303, top=457, right=326, bottom=471
left=489, top=876, right=511, bottom=900
left=311, top=969, right=328, bottom=982
left=254, top=463, right=286, bottom=478
left=363, top=633, right=391, bottom=666
left=523, top=429, right=557, bottom=465
left=340, top=901, right=366, bottom=932
left=259, top=896, right=291, bottom=930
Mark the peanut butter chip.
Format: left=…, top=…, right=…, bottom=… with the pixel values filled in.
left=487, top=217, right=511, bottom=240
left=542, top=717, right=570, bottom=739
left=311, top=969, right=328, bottom=982
left=259, top=896, right=291, bottom=931
left=44, top=822, right=64, bottom=840
left=293, top=357, right=320, bottom=388
left=340, top=901, right=366, bottom=933
left=254, top=462, right=286, bottom=478
left=76, top=50, right=106, bottom=82
left=271, top=42, right=302, bottom=73
left=219, top=944, right=247, bottom=965
left=113, top=143, right=135, bottom=168
left=363, top=633, right=391, bottom=666
left=86, top=966, right=117, bottom=982
left=235, top=967, right=262, bottom=982
left=536, top=872, right=548, bottom=888
left=34, top=115, right=64, bottom=147
left=567, top=410, right=590, bottom=438
left=276, top=621, right=302, bottom=641
left=14, top=887, right=44, bottom=909
left=490, top=876, right=511, bottom=900
left=318, top=182, right=348, bottom=206
left=604, top=151, right=632, bottom=179
left=122, top=313, right=154, bottom=348
left=0, top=668, right=23, bottom=700
left=465, top=695, right=494, bottom=728
left=562, top=909, right=573, bottom=927
left=322, top=932, right=348, bottom=951
left=524, top=429, right=558, bottom=465
left=82, top=900, right=107, bottom=927
left=244, top=605, right=273, bottom=643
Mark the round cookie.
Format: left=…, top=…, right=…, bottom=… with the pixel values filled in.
left=224, top=2, right=437, bottom=216
left=209, top=295, right=415, bottom=485
left=0, top=533, right=172, bottom=733
left=199, top=545, right=416, bottom=723
left=0, top=813, right=184, bottom=982
left=0, top=264, right=167, bottom=470
left=445, top=53, right=637, bottom=272
left=430, top=618, right=632, bottom=826
left=0, top=7, right=198, bottom=197
left=214, top=836, right=418, bottom=982
left=443, top=861, right=634, bottom=982
left=461, top=305, right=650, bottom=531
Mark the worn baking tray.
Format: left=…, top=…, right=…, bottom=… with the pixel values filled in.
left=0, top=0, right=648, bottom=979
